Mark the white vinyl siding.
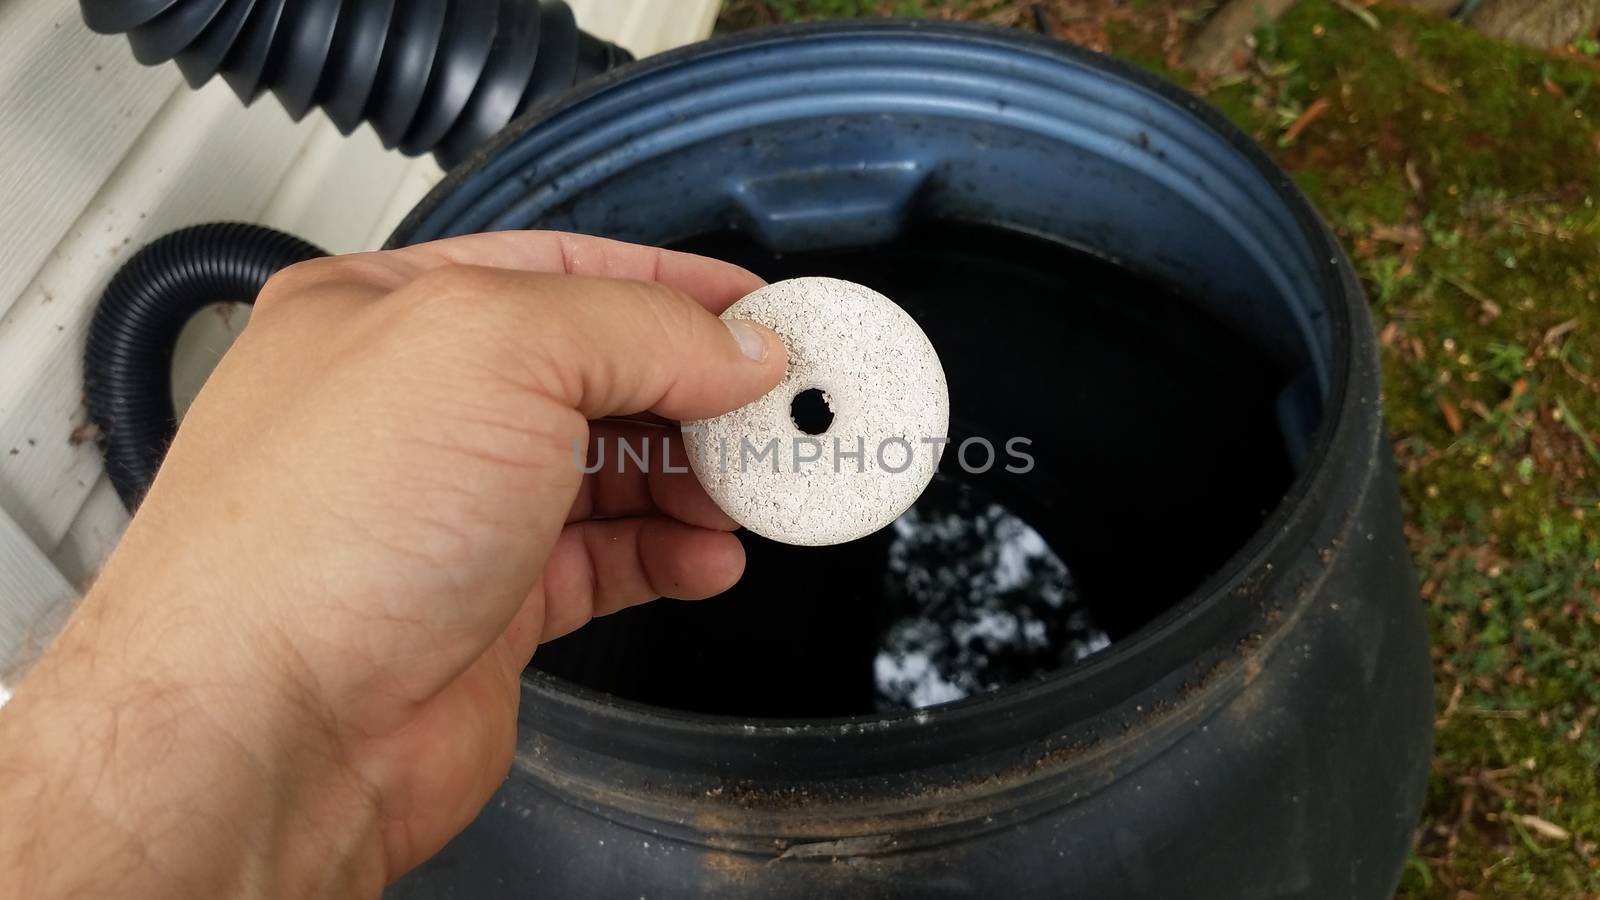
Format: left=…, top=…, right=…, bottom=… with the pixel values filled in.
left=0, top=0, right=720, bottom=694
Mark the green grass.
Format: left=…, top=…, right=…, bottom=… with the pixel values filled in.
left=718, top=1, right=1600, bottom=894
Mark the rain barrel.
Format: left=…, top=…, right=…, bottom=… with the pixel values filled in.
left=385, top=19, right=1433, bottom=899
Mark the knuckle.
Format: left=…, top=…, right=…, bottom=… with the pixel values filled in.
left=392, top=265, right=502, bottom=325
left=381, top=266, right=541, bottom=374
left=401, top=264, right=482, bottom=304
left=255, top=257, right=337, bottom=313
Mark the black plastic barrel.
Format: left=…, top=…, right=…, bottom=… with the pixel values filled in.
left=386, top=20, right=1432, bottom=899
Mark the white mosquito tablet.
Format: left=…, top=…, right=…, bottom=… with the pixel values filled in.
left=683, top=277, right=949, bottom=546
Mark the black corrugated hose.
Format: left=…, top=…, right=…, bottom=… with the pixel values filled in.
left=78, top=0, right=633, bottom=168
left=84, top=224, right=327, bottom=510
left=78, top=1, right=636, bottom=510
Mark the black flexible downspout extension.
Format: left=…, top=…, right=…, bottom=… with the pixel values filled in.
left=85, top=224, right=327, bottom=510
left=79, top=0, right=633, bottom=169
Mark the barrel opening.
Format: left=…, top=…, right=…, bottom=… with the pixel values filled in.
left=533, top=216, right=1307, bottom=717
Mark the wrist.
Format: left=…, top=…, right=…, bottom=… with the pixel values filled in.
left=0, top=582, right=386, bottom=899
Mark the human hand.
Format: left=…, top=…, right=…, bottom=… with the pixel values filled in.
left=0, top=232, right=786, bottom=898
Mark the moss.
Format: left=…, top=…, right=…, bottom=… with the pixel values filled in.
left=1147, top=7, right=1600, bottom=893
left=1177, top=8, right=1600, bottom=892
left=717, top=0, right=1600, bottom=892
left=716, top=0, right=1014, bottom=31
left=716, top=0, right=922, bottom=31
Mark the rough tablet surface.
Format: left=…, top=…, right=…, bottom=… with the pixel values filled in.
left=684, top=277, right=950, bottom=546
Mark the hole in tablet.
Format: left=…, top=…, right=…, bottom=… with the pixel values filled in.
left=791, top=387, right=834, bottom=435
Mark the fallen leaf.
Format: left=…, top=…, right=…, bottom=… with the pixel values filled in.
left=1519, top=814, right=1571, bottom=842
left=68, top=422, right=100, bottom=447
left=1371, top=222, right=1423, bottom=277
left=1332, top=0, right=1380, bottom=30
left=1281, top=97, right=1332, bottom=145
left=1439, top=396, right=1463, bottom=434
left=1371, top=223, right=1423, bottom=245
left=1543, top=318, right=1580, bottom=347
left=1404, top=158, right=1426, bottom=194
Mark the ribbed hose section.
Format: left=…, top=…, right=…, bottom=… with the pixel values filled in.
left=78, top=0, right=633, bottom=169
left=85, top=224, right=327, bottom=511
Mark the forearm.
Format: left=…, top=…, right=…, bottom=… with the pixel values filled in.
left=0, top=231, right=783, bottom=894
left=0, top=585, right=386, bottom=899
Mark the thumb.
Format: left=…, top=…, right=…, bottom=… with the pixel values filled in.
left=394, top=264, right=787, bottom=421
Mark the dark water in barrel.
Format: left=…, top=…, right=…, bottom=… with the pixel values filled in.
left=531, top=222, right=1295, bottom=716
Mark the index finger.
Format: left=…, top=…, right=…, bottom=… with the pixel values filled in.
left=273, top=231, right=765, bottom=313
